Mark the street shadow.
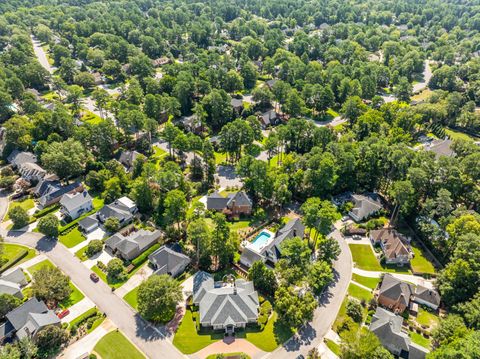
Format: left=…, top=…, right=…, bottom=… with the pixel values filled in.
left=6, top=230, right=56, bottom=253
left=134, top=314, right=167, bottom=342
left=282, top=322, right=316, bottom=352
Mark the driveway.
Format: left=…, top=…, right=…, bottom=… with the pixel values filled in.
left=215, top=165, right=242, bottom=188
left=61, top=297, right=95, bottom=324
left=192, top=338, right=267, bottom=359
left=351, top=267, right=435, bottom=289
left=31, top=36, right=54, bottom=74
left=115, top=265, right=153, bottom=298
left=262, top=229, right=352, bottom=359
left=413, top=60, right=433, bottom=94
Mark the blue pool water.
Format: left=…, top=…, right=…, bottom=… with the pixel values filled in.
left=250, top=231, right=272, bottom=252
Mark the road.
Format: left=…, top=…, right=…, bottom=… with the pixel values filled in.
left=413, top=60, right=433, bottom=94
left=263, top=229, right=352, bottom=359
left=0, top=194, right=185, bottom=359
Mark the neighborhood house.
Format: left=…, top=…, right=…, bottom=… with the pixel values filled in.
left=206, top=191, right=253, bottom=216
left=192, top=272, right=259, bottom=335
left=370, top=228, right=412, bottom=266
left=60, top=190, right=93, bottom=220
left=348, top=193, right=383, bottom=222
left=377, top=274, right=414, bottom=314
left=34, top=180, right=84, bottom=208
left=148, top=245, right=191, bottom=278
left=105, top=228, right=162, bottom=260
left=0, top=268, right=28, bottom=299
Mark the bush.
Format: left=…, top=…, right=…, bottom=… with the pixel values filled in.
left=85, top=240, right=103, bottom=258
left=37, top=214, right=59, bottom=238
left=97, top=261, right=106, bottom=271
left=104, top=217, right=120, bottom=233
left=346, top=299, right=363, bottom=323
left=0, top=250, right=28, bottom=273
left=106, top=258, right=125, bottom=279
left=9, top=206, right=29, bottom=229
left=89, top=355, right=97, bottom=359
left=34, top=204, right=60, bottom=219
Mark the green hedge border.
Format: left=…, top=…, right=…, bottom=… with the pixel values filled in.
left=0, top=249, right=28, bottom=274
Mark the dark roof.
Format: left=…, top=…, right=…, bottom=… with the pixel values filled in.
left=206, top=191, right=230, bottom=210
left=378, top=274, right=413, bottom=307
left=264, top=218, right=305, bottom=262
left=371, top=228, right=410, bottom=260
left=97, top=200, right=133, bottom=223
left=149, top=245, right=191, bottom=276
left=35, top=180, right=82, bottom=205
left=369, top=307, right=410, bottom=352
left=414, top=286, right=441, bottom=307
left=106, top=229, right=161, bottom=257
left=78, top=214, right=99, bottom=230
left=227, top=191, right=252, bottom=208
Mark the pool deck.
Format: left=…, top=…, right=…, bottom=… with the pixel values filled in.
left=245, top=229, right=275, bottom=253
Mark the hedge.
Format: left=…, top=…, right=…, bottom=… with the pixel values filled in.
left=33, top=204, right=60, bottom=219
left=131, top=243, right=161, bottom=267
left=69, top=307, right=99, bottom=328
left=58, top=207, right=101, bottom=234
left=0, top=250, right=28, bottom=274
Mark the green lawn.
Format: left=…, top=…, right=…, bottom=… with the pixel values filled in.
left=445, top=128, right=479, bottom=142
left=59, top=282, right=85, bottom=309
left=410, top=243, right=436, bottom=275
left=82, top=111, right=103, bottom=125
left=28, top=259, right=55, bottom=273
left=351, top=273, right=381, bottom=289
left=416, top=308, right=440, bottom=328
left=59, top=227, right=86, bottom=248
left=409, top=330, right=431, bottom=349
left=214, top=151, right=227, bottom=165
left=325, top=339, right=341, bottom=356
left=240, top=312, right=293, bottom=352
left=94, top=330, right=145, bottom=359
left=2, top=243, right=36, bottom=265
left=74, top=245, right=90, bottom=261
left=5, top=198, right=35, bottom=220
left=152, top=145, right=167, bottom=159
left=173, top=309, right=224, bottom=354
left=349, top=244, right=411, bottom=273
left=333, top=297, right=348, bottom=333
left=69, top=307, right=105, bottom=333
left=93, top=196, right=104, bottom=209
left=207, top=354, right=250, bottom=359
left=123, top=287, right=139, bottom=310
left=91, top=262, right=146, bottom=289
left=348, top=283, right=374, bottom=302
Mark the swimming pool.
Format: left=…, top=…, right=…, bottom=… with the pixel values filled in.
left=248, top=231, right=273, bottom=252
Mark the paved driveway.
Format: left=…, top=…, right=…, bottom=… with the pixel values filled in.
left=215, top=165, right=242, bottom=188
left=192, top=338, right=267, bottom=359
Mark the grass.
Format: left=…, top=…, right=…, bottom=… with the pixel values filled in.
left=409, top=330, right=431, bottom=349
left=411, top=89, right=432, bottom=102
left=325, top=339, right=341, bottom=356
left=410, top=243, right=436, bottom=275
left=5, top=198, right=35, bottom=220
left=351, top=273, right=381, bottom=289
left=28, top=259, right=55, bottom=273
left=59, top=227, right=86, bottom=248
left=82, top=111, right=103, bottom=125
left=241, top=312, right=293, bottom=352
left=94, top=330, right=145, bottom=359
left=59, top=282, right=85, bottom=309
left=152, top=145, right=167, bottom=159
left=416, top=308, right=440, bottom=328
left=349, top=244, right=411, bottom=273
left=69, top=307, right=105, bottom=332
left=123, top=287, right=139, bottom=310
left=348, top=283, right=374, bottom=302
left=333, top=297, right=349, bottom=333
left=445, top=128, right=480, bottom=142
left=214, top=151, right=227, bottom=165
left=206, top=353, right=250, bottom=359
left=91, top=262, right=146, bottom=289
left=93, top=196, right=104, bottom=209
left=1, top=243, right=36, bottom=265
left=173, top=309, right=224, bottom=354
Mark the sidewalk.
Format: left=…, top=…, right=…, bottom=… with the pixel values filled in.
left=352, top=267, right=434, bottom=288
left=61, top=297, right=96, bottom=323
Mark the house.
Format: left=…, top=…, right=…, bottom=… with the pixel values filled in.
left=258, top=110, right=278, bottom=127
left=377, top=274, right=414, bottom=314
left=240, top=218, right=305, bottom=268
left=370, top=228, right=412, bottom=265
left=178, top=114, right=202, bottom=134
left=0, top=268, right=27, bottom=299
left=231, top=98, right=244, bottom=114
left=118, top=150, right=143, bottom=171
left=348, top=193, right=383, bottom=222
left=192, top=272, right=259, bottom=334
left=265, top=79, right=277, bottom=90
left=413, top=286, right=441, bottom=310
left=34, top=180, right=83, bottom=208
left=206, top=191, right=253, bottom=216
left=7, top=151, right=37, bottom=169
left=105, top=228, right=162, bottom=260
left=0, top=298, right=61, bottom=343
left=152, top=57, right=171, bottom=67
left=148, top=245, right=191, bottom=277
left=60, top=190, right=93, bottom=220
left=424, top=139, right=454, bottom=158
left=369, top=307, right=428, bottom=359
left=17, top=162, right=46, bottom=182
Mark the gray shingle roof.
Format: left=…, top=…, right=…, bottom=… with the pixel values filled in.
left=148, top=245, right=191, bottom=277
left=34, top=180, right=82, bottom=206
left=227, top=191, right=252, bottom=208
left=7, top=150, right=37, bottom=167
left=192, top=272, right=259, bottom=328
left=414, top=286, right=441, bottom=307
left=378, top=274, right=413, bottom=307
left=1, top=268, right=27, bottom=286
left=264, top=218, right=305, bottom=262
left=98, top=200, right=134, bottom=223
left=350, top=193, right=383, bottom=220
left=369, top=307, right=410, bottom=352
left=60, top=190, right=92, bottom=213
left=206, top=192, right=230, bottom=210
left=106, top=229, right=161, bottom=258
left=426, top=139, right=454, bottom=158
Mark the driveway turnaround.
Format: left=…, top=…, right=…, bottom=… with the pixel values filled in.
left=191, top=338, right=267, bottom=359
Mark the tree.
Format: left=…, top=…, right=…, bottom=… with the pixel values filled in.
left=211, top=213, right=237, bottom=269
left=85, top=240, right=103, bottom=258
left=0, top=343, right=21, bottom=359
left=284, top=89, right=305, bottom=117
left=37, top=214, right=59, bottom=238
left=341, top=96, right=367, bottom=125
left=66, top=85, right=84, bottom=114
left=252, top=87, right=273, bottom=109
left=102, top=177, right=122, bottom=203
left=339, top=325, right=393, bottom=358
left=106, top=258, right=125, bottom=280
left=163, top=189, right=187, bottom=229
left=308, top=260, right=333, bottom=295
left=0, top=293, right=22, bottom=317
left=31, top=266, right=72, bottom=305
left=137, top=274, right=182, bottom=322
left=17, top=337, right=38, bottom=359
left=346, top=299, right=363, bottom=323
left=130, top=178, right=154, bottom=214
left=248, top=261, right=277, bottom=296
left=35, top=325, right=69, bottom=358
left=104, top=217, right=120, bottom=233
left=8, top=206, right=29, bottom=229
left=224, top=70, right=244, bottom=93
left=274, top=286, right=317, bottom=327
left=201, top=89, right=232, bottom=130
left=431, top=315, right=469, bottom=349
left=41, top=139, right=87, bottom=180
left=74, top=72, right=95, bottom=90
left=91, top=88, right=110, bottom=119
left=187, top=218, right=211, bottom=269
left=394, top=77, right=412, bottom=102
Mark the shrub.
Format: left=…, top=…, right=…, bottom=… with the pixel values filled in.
left=104, top=217, right=120, bottom=233
left=106, top=258, right=125, bottom=280
left=97, top=261, right=106, bottom=271
left=9, top=206, right=29, bottom=229
left=85, top=240, right=103, bottom=258
left=346, top=299, right=363, bottom=323
left=89, top=355, right=97, bottom=359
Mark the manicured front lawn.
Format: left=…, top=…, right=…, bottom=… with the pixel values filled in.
left=351, top=273, right=381, bottom=290
left=91, top=262, right=147, bottom=289
left=409, top=330, right=431, bottom=349
left=325, top=339, right=341, bottom=356
left=123, top=287, right=139, bottom=310
left=410, top=243, right=436, bottom=275
left=28, top=259, right=55, bottom=273
left=94, top=330, right=145, bottom=359
left=59, top=282, right=85, bottom=309
left=75, top=246, right=89, bottom=261
left=5, top=198, right=35, bottom=220
left=333, top=297, right=348, bottom=333
left=173, top=309, right=224, bottom=354
left=59, top=227, right=86, bottom=248
left=1, top=243, right=36, bottom=265
left=416, top=308, right=440, bottom=328
left=241, top=312, right=293, bottom=352
left=348, top=283, right=373, bottom=302
left=207, top=354, right=251, bottom=359
left=349, top=244, right=383, bottom=271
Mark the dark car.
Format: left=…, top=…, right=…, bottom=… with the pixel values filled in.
left=90, top=272, right=99, bottom=282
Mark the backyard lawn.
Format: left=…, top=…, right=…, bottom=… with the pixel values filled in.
left=59, top=227, right=86, bottom=248
left=5, top=198, right=35, bottom=220
left=410, top=244, right=436, bottom=275
left=416, top=308, right=440, bottom=328
left=409, top=330, right=431, bottom=349
left=123, top=287, right=139, bottom=310
left=82, top=111, right=103, bottom=125
left=1, top=243, right=36, bottom=265
left=214, top=151, right=227, bottom=165
left=348, top=283, right=374, bottom=302
left=445, top=128, right=479, bottom=142
left=349, top=244, right=411, bottom=273
left=351, top=273, right=381, bottom=290
left=94, top=330, right=145, bottom=359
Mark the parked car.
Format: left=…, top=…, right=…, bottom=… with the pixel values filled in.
left=57, top=309, right=69, bottom=319
left=353, top=235, right=362, bottom=240
left=90, top=272, right=99, bottom=282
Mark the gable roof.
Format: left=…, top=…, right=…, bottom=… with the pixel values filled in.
left=106, top=229, right=161, bottom=257
left=350, top=193, right=383, bottom=220
left=414, top=286, right=441, bottom=307
left=231, top=98, right=244, bottom=109
left=1, top=268, right=27, bottom=286
left=118, top=150, right=142, bottom=168
left=149, top=245, right=191, bottom=276
left=7, top=151, right=37, bottom=167
left=378, top=274, right=413, bottom=307
left=426, top=139, right=454, bottom=158
left=97, top=197, right=136, bottom=222
left=263, top=218, right=305, bottom=262
left=192, top=272, right=259, bottom=327
left=227, top=191, right=252, bottom=208
left=369, top=307, right=410, bottom=352
left=0, top=279, right=21, bottom=296
left=60, top=191, right=92, bottom=213
left=34, top=180, right=82, bottom=206
left=371, top=228, right=410, bottom=260
left=206, top=191, right=230, bottom=210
